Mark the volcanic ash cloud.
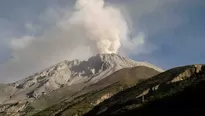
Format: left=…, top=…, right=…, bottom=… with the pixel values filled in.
left=67, top=0, right=129, bottom=54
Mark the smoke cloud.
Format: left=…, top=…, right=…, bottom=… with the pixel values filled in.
left=0, top=0, right=146, bottom=82
left=60, top=0, right=130, bottom=54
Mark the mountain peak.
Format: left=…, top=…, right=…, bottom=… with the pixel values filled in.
left=0, top=54, right=163, bottom=105
left=0, top=54, right=164, bottom=115
left=88, top=53, right=163, bottom=72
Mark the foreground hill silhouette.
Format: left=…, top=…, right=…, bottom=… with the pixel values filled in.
left=117, top=80, right=205, bottom=116
left=85, top=64, right=205, bottom=116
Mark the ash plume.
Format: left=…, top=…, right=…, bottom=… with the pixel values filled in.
left=0, top=0, right=146, bottom=82
left=64, top=0, right=128, bottom=54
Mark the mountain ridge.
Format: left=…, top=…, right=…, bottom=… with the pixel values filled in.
left=84, top=64, right=205, bottom=116
left=33, top=66, right=160, bottom=116
left=0, top=53, right=163, bottom=116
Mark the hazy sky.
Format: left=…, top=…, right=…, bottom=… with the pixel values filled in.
left=0, top=0, right=205, bottom=83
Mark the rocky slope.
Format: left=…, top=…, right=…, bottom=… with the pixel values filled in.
left=34, top=66, right=160, bottom=116
left=85, top=64, right=205, bottom=116
left=0, top=54, right=163, bottom=116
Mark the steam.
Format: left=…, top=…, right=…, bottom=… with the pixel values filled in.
left=61, top=0, right=129, bottom=54
left=0, top=0, right=146, bottom=82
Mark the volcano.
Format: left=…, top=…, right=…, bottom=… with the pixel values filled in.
left=0, top=54, right=163, bottom=115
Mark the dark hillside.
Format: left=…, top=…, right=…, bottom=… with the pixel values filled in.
left=85, top=65, right=205, bottom=116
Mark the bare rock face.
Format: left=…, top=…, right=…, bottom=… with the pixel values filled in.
left=94, top=93, right=113, bottom=105
left=170, top=64, right=203, bottom=83
left=0, top=54, right=163, bottom=114
left=0, top=102, right=27, bottom=116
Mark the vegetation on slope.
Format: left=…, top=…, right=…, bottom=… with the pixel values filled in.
left=85, top=65, right=205, bottom=116
left=118, top=77, right=205, bottom=116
